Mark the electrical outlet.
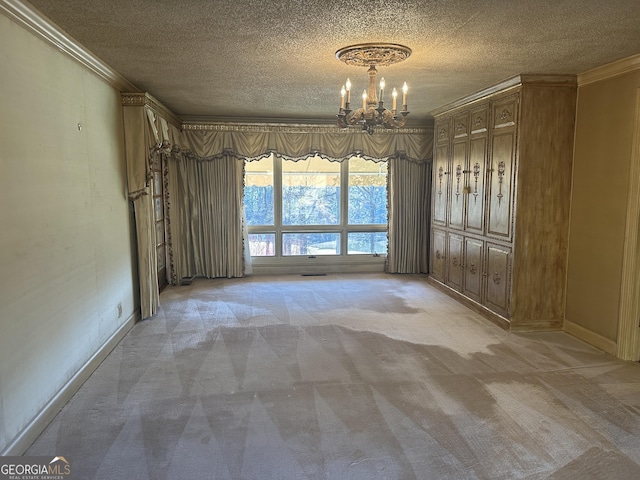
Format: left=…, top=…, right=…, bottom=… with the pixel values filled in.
left=117, top=303, right=123, bottom=318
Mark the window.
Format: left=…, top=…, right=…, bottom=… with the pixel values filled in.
left=244, top=154, right=387, bottom=259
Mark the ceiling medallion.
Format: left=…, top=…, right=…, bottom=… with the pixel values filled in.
left=336, top=43, right=411, bottom=135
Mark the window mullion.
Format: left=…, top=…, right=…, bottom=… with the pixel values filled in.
left=340, top=158, right=349, bottom=256
left=274, top=154, right=283, bottom=257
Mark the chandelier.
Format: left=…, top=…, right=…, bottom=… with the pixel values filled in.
left=336, top=43, right=411, bottom=135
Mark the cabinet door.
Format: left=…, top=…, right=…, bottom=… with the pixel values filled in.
left=453, top=112, right=470, bottom=139
left=447, top=233, right=464, bottom=291
left=485, top=243, right=511, bottom=317
left=430, top=228, right=446, bottom=282
left=449, top=140, right=467, bottom=230
left=487, top=96, right=518, bottom=241
left=433, top=143, right=449, bottom=226
left=470, top=104, right=489, bottom=135
left=466, top=134, right=487, bottom=233
left=435, top=117, right=450, bottom=145
left=492, top=96, right=518, bottom=129
left=463, top=237, right=483, bottom=303
left=487, top=129, right=516, bottom=240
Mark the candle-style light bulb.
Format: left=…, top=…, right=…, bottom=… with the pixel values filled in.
left=340, top=85, right=346, bottom=109
left=402, top=82, right=408, bottom=109
left=362, top=90, right=367, bottom=111
left=392, top=88, right=398, bottom=112
left=379, top=77, right=385, bottom=103
left=345, top=78, right=351, bottom=104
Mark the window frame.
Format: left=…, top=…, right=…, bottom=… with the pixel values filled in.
left=245, top=155, right=388, bottom=266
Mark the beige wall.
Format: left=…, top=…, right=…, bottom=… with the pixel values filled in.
left=0, top=14, right=137, bottom=452
left=565, top=70, right=640, bottom=341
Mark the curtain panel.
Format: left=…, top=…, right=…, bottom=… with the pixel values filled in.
left=121, top=103, right=159, bottom=319
left=387, top=157, right=432, bottom=273
left=167, top=152, right=244, bottom=282
left=121, top=92, right=183, bottom=318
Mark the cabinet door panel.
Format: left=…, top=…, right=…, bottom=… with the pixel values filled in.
left=463, top=237, right=483, bottom=302
left=436, top=118, right=450, bottom=144
left=471, top=105, right=489, bottom=134
left=466, top=135, right=487, bottom=233
left=485, top=243, right=511, bottom=317
left=453, top=112, right=469, bottom=139
left=449, top=140, right=467, bottom=230
left=492, top=96, right=518, bottom=129
left=433, top=144, right=449, bottom=226
left=430, top=229, right=446, bottom=282
left=487, top=130, right=515, bottom=239
left=447, top=233, right=464, bottom=291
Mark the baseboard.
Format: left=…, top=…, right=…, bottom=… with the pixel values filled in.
left=509, top=320, right=563, bottom=332
left=563, top=319, right=617, bottom=356
left=0, top=310, right=139, bottom=456
left=426, top=277, right=511, bottom=330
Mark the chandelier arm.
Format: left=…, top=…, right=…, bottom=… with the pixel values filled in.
left=381, top=109, right=409, bottom=129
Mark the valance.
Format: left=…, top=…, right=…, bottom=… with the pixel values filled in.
left=179, top=123, right=433, bottom=163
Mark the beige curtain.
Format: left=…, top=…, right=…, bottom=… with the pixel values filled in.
left=387, top=157, right=432, bottom=273
left=181, top=126, right=431, bottom=162
left=167, top=152, right=244, bottom=281
left=122, top=104, right=159, bottom=319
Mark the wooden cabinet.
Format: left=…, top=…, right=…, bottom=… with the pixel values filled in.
left=429, top=75, right=577, bottom=330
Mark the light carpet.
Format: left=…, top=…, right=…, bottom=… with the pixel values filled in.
left=27, top=274, right=640, bottom=479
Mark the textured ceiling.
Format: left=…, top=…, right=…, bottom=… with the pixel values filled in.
left=26, top=0, right=640, bottom=126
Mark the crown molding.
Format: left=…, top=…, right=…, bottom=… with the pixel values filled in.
left=578, top=53, right=640, bottom=86
left=180, top=114, right=338, bottom=126
left=0, top=0, right=138, bottom=93
left=182, top=121, right=432, bottom=135
left=430, top=75, right=522, bottom=117
left=430, top=74, right=577, bottom=117
left=121, top=92, right=182, bottom=128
